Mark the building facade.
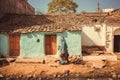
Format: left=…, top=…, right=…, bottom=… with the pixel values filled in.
left=82, top=10, right=120, bottom=53
left=0, top=15, right=82, bottom=58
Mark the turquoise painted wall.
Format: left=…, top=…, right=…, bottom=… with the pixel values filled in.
left=0, top=34, right=9, bottom=56
left=57, top=31, right=82, bottom=57
left=20, top=31, right=82, bottom=58
left=20, top=32, right=45, bottom=58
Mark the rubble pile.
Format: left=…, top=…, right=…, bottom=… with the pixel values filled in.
left=68, top=55, right=84, bottom=64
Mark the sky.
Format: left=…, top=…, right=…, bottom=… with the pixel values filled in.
left=28, top=0, right=120, bottom=13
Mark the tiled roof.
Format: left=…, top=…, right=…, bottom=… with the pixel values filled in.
left=0, top=12, right=120, bottom=34
left=105, top=9, right=120, bottom=26
left=0, top=14, right=83, bottom=34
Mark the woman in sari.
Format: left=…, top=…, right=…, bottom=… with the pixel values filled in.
left=58, top=37, right=69, bottom=64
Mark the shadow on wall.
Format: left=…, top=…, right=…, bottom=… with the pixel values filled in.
left=82, top=31, right=96, bottom=46
left=82, top=32, right=105, bottom=55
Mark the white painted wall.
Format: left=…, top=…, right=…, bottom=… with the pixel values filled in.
left=82, top=24, right=106, bottom=46
left=82, top=24, right=120, bottom=53
left=105, top=25, right=113, bottom=52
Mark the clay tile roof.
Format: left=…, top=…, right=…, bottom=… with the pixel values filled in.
left=0, top=14, right=82, bottom=34
left=0, top=11, right=120, bottom=34
left=104, top=8, right=120, bottom=26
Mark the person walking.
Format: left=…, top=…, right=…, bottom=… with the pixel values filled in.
left=58, top=37, right=69, bottom=64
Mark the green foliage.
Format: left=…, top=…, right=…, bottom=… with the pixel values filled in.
left=48, top=0, right=78, bottom=14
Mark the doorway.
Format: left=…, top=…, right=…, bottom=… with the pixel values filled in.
left=45, top=35, right=57, bottom=55
left=114, top=35, right=120, bottom=52
left=9, top=35, right=20, bottom=56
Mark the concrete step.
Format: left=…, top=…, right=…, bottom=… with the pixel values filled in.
left=15, top=58, right=44, bottom=63
left=83, top=55, right=117, bottom=61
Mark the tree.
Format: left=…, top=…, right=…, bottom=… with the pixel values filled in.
left=48, top=0, right=78, bottom=14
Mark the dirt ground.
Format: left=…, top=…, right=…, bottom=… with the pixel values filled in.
left=0, top=54, right=120, bottom=80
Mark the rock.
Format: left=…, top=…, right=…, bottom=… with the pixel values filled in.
left=85, top=62, right=94, bottom=68
left=28, top=76, right=33, bottom=80
left=6, top=58, right=16, bottom=63
left=53, top=74, right=57, bottom=78
left=75, top=74, right=80, bottom=77
left=112, top=74, right=117, bottom=79
left=111, top=72, right=117, bottom=79
left=64, top=70, right=70, bottom=77
left=117, top=75, right=120, bottom=80
left=93, top=60, right=106, bottom=68
left=69, top=55, right=82, bottom=64
left=36, top=77, right=42, bottom=80
left=0, top=59, right=9, bottom=67
left=56, top=74, right=61, bottom=78
left=57, top=75, right=61, bottom=78
left=0, top=74, right=3, bottom=78
left=0, top=74, right=5, bottom=80
left=42, top=59, right=45, bottom=64
left=108, top=78, right=113, bottom=80
left=40, top=70, right=46, bottom=76
left=64, top=70, right=70, bottom=75
left=86, top=60, right=106, bottom=68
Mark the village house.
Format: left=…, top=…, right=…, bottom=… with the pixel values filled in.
left=0, top=0, right=120, bottom=58
left=82, top=9, right=120, bottom=54
left=0, top=14, right=82, bottom=58
left=0, top=0, right=35, bottom=16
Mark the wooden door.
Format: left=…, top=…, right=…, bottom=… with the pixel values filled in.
left=45, top=35, right=56, bottom=55
left=9, top=35, right=20, bottom=56
left=114, top=35, right=120, bottom=52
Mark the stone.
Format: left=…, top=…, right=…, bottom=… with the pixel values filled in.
left=69, top=55, right=82, bottom=64
left=57, top=74, right=61, bottom=78
left=0, top=59, right=9, bottom=67
left=37, top=77, right=42, bottom=80
left=108, top=78, right=113, bottom=80
left=6, top=58, right=16, bottom=63
left=0, top=74, right=3, bottom=78
left=64, top=70, right=70, bottom=77
left=28, top=76, right=33, bottom=80
left=86, top=60, right=106, bottom=68
left=112, top=74, right=117, bottom=79
left=93, top=60, right=106, bottom=68
left=111, top=72, right=117, bottom=79
left=42, top=59, right=45, bottom=64
left=53, top=74, right=57, bottom=78
left=85, top=61, right=94, bottom=68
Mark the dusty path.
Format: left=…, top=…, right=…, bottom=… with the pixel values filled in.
left=0, top=54, right=120, bottom=80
